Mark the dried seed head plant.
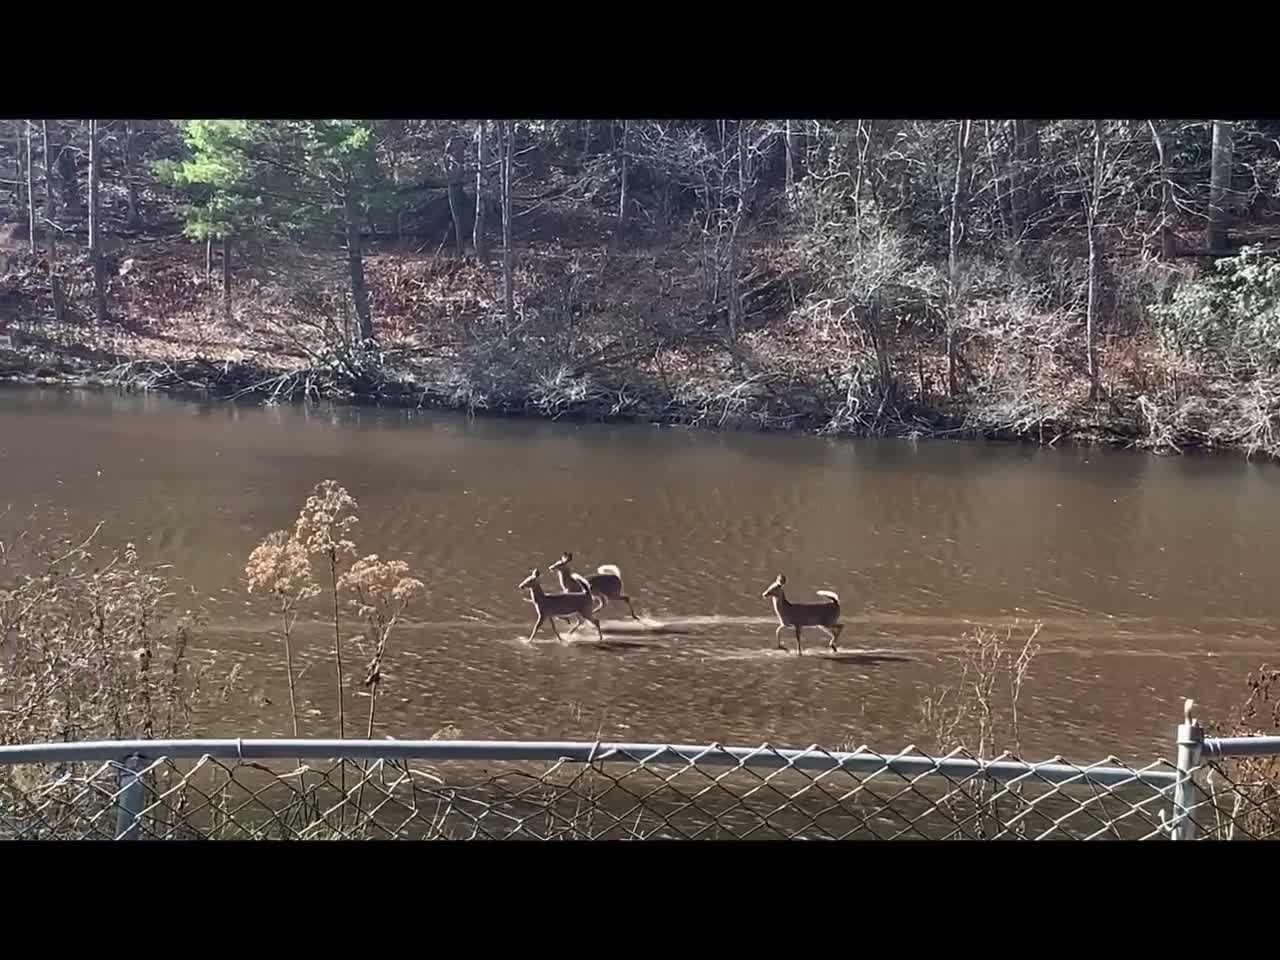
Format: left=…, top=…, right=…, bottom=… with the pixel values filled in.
left=246, top=529, right=321, bottom=738
left=293, top=479, right=359, bottom=738
left=338, top=554, right=425, bottom=737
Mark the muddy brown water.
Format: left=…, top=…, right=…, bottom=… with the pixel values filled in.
left=2, top=385, right=1277, bottom=763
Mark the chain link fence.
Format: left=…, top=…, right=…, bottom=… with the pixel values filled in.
left=2, top=730, right=1275, bottom=840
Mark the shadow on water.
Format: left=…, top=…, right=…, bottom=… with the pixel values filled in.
left=581, top=639, right=667, bottom=653
left=817, top=651, right=915, bottom=666
left=599, top=621, right=693, bottom=637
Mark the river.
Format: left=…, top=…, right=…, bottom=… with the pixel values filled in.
left=2, top=385, right=1276, bottom=762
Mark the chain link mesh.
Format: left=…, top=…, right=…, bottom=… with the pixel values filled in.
left=4, top=740, right=1248, bottom=840
left=1182, top=755, right=1280, bottom=840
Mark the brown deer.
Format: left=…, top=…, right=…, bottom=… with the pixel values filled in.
left=762, top=573, right=843, bottom=655
left=519, top=568, right=603, bottom=643
left=548, top=552, right=639, bottom=627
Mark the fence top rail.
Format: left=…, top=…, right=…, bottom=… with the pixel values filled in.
left=1202, top=735, right=1280, bottom=759
left=0, top=737, right=1179, bottom=789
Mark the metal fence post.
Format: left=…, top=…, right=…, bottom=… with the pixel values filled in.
left=114, top=753, right=146, bottom=841
left=1172, top=699, right=1204, bottom=841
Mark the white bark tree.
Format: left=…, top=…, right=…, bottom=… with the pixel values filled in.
left=88, top=119, right=107, bottom=324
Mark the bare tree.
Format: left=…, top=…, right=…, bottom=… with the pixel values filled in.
left=54, top=126, right=81, bottom=218
left=1148, top=119, right=1176, bottom=260
left=11, top=121, right=23, bottom=224
left=41, top=121, right=65, bottom=323
left=947, top=119, right=974, bottom=397
left=88, top=119, right=107, bottom=324
left=222, top=236, right=232, bottom=318
left=123, top=120, right=139, bottom=228
left=473, top=120, right=488, bottom=261
left=1207, top=120, right=1235, bottom=254
left=617, top=119, right=630, bottom=231
left=725, top=120, right=749, bottom=342
left=499, top=119, right=515, bottom=329
left=342, top=174, right=373, bottom=342
left=784, top=118, right=797, bottom=197
left=445, top=126, right=466, bottom=257
left=1085, top=120, right=1104, bottom=400
left=1021, top=119, right=1043, bottom=217
left=1006, top=119, right=1025, bottom=255
left=25, top=121, right=35, bottom=256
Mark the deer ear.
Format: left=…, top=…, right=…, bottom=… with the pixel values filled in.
left=532, top=568, right=540, bottom=576
left=777, top=574, right=786, bottom=584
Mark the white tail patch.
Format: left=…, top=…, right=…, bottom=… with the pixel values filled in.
left=571, top=573, right=593, bottom=592
left=596, top=565, right=622, bottom=578
left=815, top=590, right=840, bottom=603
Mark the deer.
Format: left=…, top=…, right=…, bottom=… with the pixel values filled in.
left=761, top=573, right=843, bottom=655
left=518, top=568, right=603, bottom=644
left=548, top=552, right=639, bottom=627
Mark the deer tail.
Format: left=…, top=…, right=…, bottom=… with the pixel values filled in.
left=815, top=590, right=840, bottom=605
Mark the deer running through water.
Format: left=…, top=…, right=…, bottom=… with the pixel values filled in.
left=761, top=573, right=843, bottom=655
left=549, top=551, right=639, bottom=628
left=519, top=568, right=603, bottom=643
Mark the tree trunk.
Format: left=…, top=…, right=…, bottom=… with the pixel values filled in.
left=500, top=120, right=514, bottom=330
left=472, top=120, right=488, bottom=261
left=1007, top=119, right=1025, bottom=254
left=1148, top=120, right=1176, bottom=260
left=985, top=120, right=1010, bottom=244
left=88, top=119, right=107, bottom=324
left=42, top=121, right=65, bottom=323
left=1086, top=120, right=1104, bottom=402
left=445, top=129, right=466, bottom=257
left=867, top=292, right=893, bottom=393
left=784, top=118, right=797, bottom=197
left=57, top=134, right=81, bottom=218
left=25, top=121, right=35, bottom=256
left=222, top=234, right=232, bottom=318
left=947, top=119, right=974, bottom=398
left=617, top=119, right=629, bottom=231
left=205, top=235, right=213, bottom=282
left=12, top=121, right=23, bottom=223
left=343, top=182, right=373, bottom=342
left=1207, top=120, right=1234, bottom=254
left=1022, top=119, right=1042, bottom=216
left=124, top=119, right=139, bottom=228
left=726, top=121, right=748, bottom=343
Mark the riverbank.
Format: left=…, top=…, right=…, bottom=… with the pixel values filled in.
left=1, top=334, right=1157, bottom=453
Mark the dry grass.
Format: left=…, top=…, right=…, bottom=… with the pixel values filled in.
left=0, top=525, right=214, bottom=747
left=1204, top=665, right=1280, bottom=839
left=911, top=620, right=1043, bottom=839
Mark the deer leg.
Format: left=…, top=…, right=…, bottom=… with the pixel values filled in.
left=549, top=615, right=565, bottom=644
left=528, top=613, right=545, bottom=643
left=621, top=594, right=639, bottom=621
left=588, top=613, right=604, bottom=642
left=567, top=614, right=585, bottom=634
left=794, top=625, right=803, bottom=656
left=775, top=625, right=787, bottom=650
left=826, top=623, right=844, bottom=652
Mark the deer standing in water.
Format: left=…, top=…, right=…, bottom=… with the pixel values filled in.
left=519, top=568, right=603, bottom=643
left=761, top=573, right=843, bottom=655
left=549, top=552, right=639, bottom=628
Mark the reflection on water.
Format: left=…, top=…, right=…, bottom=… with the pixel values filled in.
left=3, top=385, right=1278, bottom=760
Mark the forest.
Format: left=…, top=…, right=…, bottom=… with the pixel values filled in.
left=2, top=119, right=1279, bottom=456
